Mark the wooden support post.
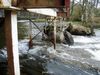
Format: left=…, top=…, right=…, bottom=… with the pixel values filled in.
left=28, top=20, right=33, bottom=49
left=53, top=17, right=56, bottom=49
left=4, top=10, right=20, bottom=75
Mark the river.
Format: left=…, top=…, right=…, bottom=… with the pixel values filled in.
left=1, top=24, right=100, bottom=75
left=18, top=28, right=100, bottom=75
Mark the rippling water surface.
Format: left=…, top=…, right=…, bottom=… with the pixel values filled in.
left=18, top=28, right=100, bottom=75
left=1, top=25, right=100, bottom=75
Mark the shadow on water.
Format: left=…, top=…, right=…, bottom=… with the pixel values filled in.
left=1, top=54, right=100, bottom=75
left=0, top=50, right=8, bottom=75
left=20, top=52, right=100, bottom=75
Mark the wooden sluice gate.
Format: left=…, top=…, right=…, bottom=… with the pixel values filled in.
left=28, top=17, right=57, bottom=49
left=0, top=0, right=70, bottom=75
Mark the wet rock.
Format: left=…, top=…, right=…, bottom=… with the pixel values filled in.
left=63, top=29, right=74, bottom=45
left=66, top=24, right=94, bottom=36
left=20, top=55, right=47, bottom=75
left=0, top=50, right=7, bottom=62
left=0, top=50, right=7, bottom=75
left=43, top=25, right=74, bottom=45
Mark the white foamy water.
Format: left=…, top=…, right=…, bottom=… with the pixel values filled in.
left=17, top=29, right=100, bottom=62
left=74, top=36, right=94, bottom=43
left=85, top=49, right=100, bottom=61
left=18, top=39, right=29, bottom=55
left=1, top=28, right=100, bottom=75
left=70, top=29, right=100, bottom=61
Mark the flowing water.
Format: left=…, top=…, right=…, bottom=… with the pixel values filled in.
left=18, top=28, right=100, bottom=75
left=1, top=21, right=100, bottom=75
left=44, top=29, right=100, bottom=75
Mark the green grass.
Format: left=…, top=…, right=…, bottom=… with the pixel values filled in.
left=33, top=19, right=46, bottom=22
left=69, top=16, right=100, bottom=28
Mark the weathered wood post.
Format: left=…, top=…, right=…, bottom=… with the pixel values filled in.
left=29, top=19, right=33, bottom=49
left=53, top=17, right=56, bottom=49
left=4, top=10, right=20, bottom=75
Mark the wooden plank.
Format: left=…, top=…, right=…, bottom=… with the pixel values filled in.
left=28, top=20, right=33, bottom=49
left=53, top=17, right=56, bottom=49
left=4, top=10, right=20, bottom=75
left=13, top=0, right=65, bottom=8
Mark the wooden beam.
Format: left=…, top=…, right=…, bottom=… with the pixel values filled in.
left=4, top=10, right=20, bottom=75
left=53, top=17, right=56, bottom=49
left=28, top=20, right=33, bottom=49
left=13, top=0, right=65, bottom=8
